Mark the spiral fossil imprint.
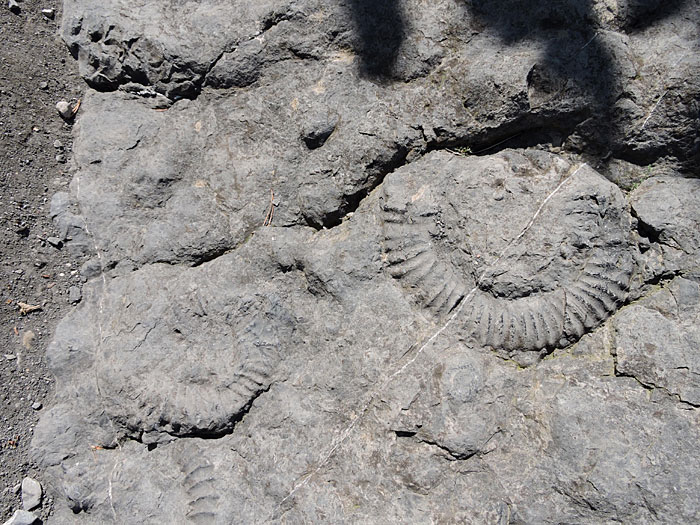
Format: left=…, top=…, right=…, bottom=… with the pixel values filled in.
left=381, top=150, right=635, bottom=354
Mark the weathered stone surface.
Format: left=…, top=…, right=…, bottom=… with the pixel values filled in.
left=381, top=150, right=636, bottom=363
left=32, top=0, right=700, bottom=522
left=614, top=277, right=700, bottom=406
left=631, top=176, right=700, bottom=277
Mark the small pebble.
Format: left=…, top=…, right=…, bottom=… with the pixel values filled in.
left=31, top=402, right=42, bottom=411
left=55, top=153, right=66, bottom=163
left=5, top=354, right=17, bottom=361
left=39, top=81, right=48, bottom=90
left=53, top=139, right=63, bottom=149
left=46, top=236, right=62, bottom=247
left=55, top=100, right=72, bottom=120
left=41, top=7, right=54, bottom=19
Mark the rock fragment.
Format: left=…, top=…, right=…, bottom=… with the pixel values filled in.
left=2, top=510, right=38, bottom=525
left=46, top=236, right=62, bottom=248
left=68, top=285, right=82, bottom=304
left=55, top=100, right=72, bottom=120
left=20, top=477, right=42, bottom=511
left=8, top=0, right=20, bottom=15
left=302, top=117, right=338, bottom=149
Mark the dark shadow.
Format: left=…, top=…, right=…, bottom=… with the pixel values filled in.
left=464, top=0, right=617, bottom=157
left=460, top=0, right=692, bottom=162
left=345, top=0, right=406, bottom=81
left=623, top=0, right=690, bottom=31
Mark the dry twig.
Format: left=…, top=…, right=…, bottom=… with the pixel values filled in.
left=263, top=189, right=275, bottom=226
left=18, top=302, right=41, bottom=315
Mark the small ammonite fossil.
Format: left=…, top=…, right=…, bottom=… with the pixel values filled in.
left=381, top=149, right=635, bottom=359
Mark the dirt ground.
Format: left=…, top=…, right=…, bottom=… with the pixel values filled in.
left=0, top=0, right=84, bottom=521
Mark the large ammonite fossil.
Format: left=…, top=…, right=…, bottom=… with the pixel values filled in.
left=381, top=149, right=635, bottom=358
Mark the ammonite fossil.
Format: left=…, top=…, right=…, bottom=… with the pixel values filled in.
left=381, top=150, right=635, bottom=358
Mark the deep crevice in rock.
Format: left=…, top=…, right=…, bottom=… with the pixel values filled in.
left=418, top=439, right=478, bottom=461
left=631, top=207, right=662, bottom=245
left=188, top=244, right=236, bottom=268
left=613, top=369, right=699, bottom=409
left=260, top=8, right=294, bottom=33
left=428, top=108, right=590, bottom=157
left=306, top=110, right=590, bottom=232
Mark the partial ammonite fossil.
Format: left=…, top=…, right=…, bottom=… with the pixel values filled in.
left=381, top=149, right=636, bottom=359
left=93, top=264, right=295, bottom=442
left=179, top=453, right=222, bottom=524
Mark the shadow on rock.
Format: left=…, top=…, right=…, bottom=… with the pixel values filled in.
left=460, top=0, right=694, bottom=163
left=622, top=0, right=691, bottom=31
left=462, top=0, right=617, bottom=158
left=345, top=0, right=406, bottom=82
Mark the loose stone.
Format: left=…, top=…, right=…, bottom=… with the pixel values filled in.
left=21, top=477, right=42, bottom=511
left=55, top=100, right=72, bottom=120
left=2, top=510, right=39, bottom=525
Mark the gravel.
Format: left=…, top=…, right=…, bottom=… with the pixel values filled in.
left=0, top=0, right=83, bottom=521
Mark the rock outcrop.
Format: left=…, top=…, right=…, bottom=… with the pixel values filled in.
left=35, top=0, right=700, bottom=522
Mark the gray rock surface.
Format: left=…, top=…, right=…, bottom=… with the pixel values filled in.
left=31, top=0, right=700, bottom=523
left=20, top=478, right=41, bottom=512
left=631, top=176, right=700, bottom=277
left=614, top=277, right=700, bottom=406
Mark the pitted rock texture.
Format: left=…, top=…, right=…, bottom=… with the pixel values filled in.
left=32, top=0, right=700, bottom=523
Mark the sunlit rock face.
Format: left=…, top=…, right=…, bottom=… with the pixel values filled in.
left=35, top=0, right=700, bottom=522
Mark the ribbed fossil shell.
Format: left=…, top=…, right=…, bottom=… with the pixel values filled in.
left=381, top=150, right=635, bottom=354
left=98, top=274, right=294, bottom=440
left=181, top=457, right=221, bottom=524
